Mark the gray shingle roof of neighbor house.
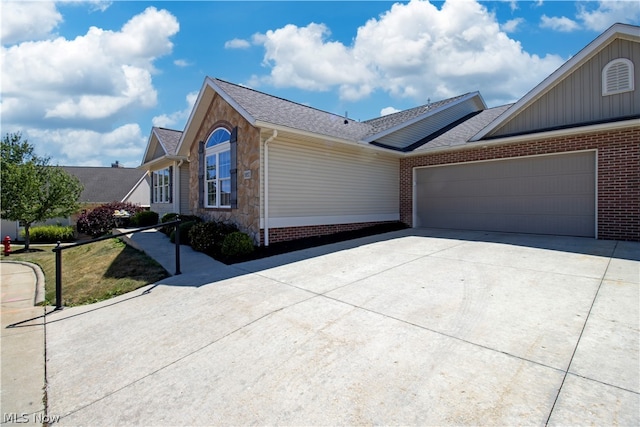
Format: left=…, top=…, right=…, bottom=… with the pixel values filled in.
left=153, top=127, right=182, bottom=155
left=61, top=166, right=147, bottom=204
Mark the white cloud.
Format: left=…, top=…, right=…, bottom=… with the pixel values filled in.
left=501, top=18, right=524, bottom=33
left=0, top=1, right=63, bottom=45
left=174, top=59, right=191, bottom=67
left=1, top=5, right=179, bottom=167
left=224, top=38, right=251, bottom=49
left=27, top=124, right=146, bottom=167
left=1, top=6, right=178, bottom=122
left=253, top=23, right=376, bottom=97
left=251, top=0, right=564, bottom=106
left=380, top=107, right=401, bottom=116
left=540, top=15, right=580, bottom=32
left=577, top=0, right=640, bottom=32
left=152, top=91, right=198, bottom=129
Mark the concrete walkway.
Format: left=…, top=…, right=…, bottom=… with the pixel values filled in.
left=1, top=261, right=47, bottom=426
left=43, top=229, right=639, bottom=425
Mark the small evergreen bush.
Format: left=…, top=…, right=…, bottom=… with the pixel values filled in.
left=22, top=225, right=75, bottom=243
left=76, top=202, right=145, bottom=237
left=221, top=232, right=254, bottom=258
left=160, top=213, right=202, bottom=235
left=189, top=221, right=238, bottom=256
left=131, top=210, right=159, bottom=227
left=169, top=221, right=198, bottom=245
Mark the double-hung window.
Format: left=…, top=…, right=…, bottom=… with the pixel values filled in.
left=152, top=168, right=170, bottom=203
left=205, top=128, right=231, bottom=208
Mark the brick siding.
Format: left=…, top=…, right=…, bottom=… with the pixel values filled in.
left=260, top=221, right=397, bottom=245
left=400, top=127, right=640, bottom=241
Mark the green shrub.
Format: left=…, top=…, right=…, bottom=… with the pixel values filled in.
left=189, top=221, right=238, bottom=256
left=160, top=213, right=202, bottom=235
left=221, top=232, right=254, bottom=258
left=169, top=221, right=198, bottom=245
left=22, top=225, right=75, bottom=243
left=131, top=210, right=159, bottom=227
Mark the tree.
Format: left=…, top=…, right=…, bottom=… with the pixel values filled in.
left=1, top=132, right=83, bottom=251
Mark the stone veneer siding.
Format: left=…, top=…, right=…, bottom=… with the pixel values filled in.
left=188, top=93, right=262, bottom=244
left=400, top=127, right=640, bottom=241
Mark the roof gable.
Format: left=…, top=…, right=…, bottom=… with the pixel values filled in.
left=365, top=92, right=487, bottom=151
left=176, top=77, right=490, bottom=156
left=472, top=23, right=640, bottom=141
left=141, top=127, right=184, bottom=167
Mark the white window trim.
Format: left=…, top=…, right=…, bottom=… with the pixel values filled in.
left=152, top=168, right=170, bottom=204
left=204, top=128, right=231, bottom=208
left=602, top=58, right=634, bottom=96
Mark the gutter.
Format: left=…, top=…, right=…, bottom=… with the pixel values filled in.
left=404, top=117, right=640, bottom=157
left=138, top=155, right=188, bottom=170
left=253, top=121, right=401, bottom=156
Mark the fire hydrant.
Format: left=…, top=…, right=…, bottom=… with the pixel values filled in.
left=3, top=236, right=11, bottom=256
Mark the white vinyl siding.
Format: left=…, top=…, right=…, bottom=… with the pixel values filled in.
left=265, top=137, right=399, bottom=226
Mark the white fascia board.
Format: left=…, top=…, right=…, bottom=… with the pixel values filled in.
left=471, top=23, right=640, bottom=142
left=363, top=92, right=485, bottom=143
left=121, top=173, right=148, bottom=203
left=206, top=78, right=256, bottom=126
left=406, top=118, right=639, bottom=157
left=175, top=78, right=210, bottom=156
left=140, top=130, right=160, bottom=166
left=152, top=128, right=170, bottom=154
left=175, top=77, right=257, bottom=156
left=255, top=121, right=403, bottom=156
left=138, top=155, right=188, bottom=171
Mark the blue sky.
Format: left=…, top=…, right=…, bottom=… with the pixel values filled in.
left=1, top=0, right=639, bottom=167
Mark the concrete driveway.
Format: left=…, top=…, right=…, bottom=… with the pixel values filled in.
left=44, top=228, right=639, bottom=426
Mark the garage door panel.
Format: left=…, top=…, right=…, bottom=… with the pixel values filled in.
left=415, top=152, right=596, bottom=237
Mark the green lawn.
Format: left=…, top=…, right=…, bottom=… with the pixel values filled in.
left=3, top=238, right=169, bottom=306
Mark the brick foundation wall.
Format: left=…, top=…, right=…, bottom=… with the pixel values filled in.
left=260, top=221, right=397, bottom=245
left=400, top=127, right=640, bottom=241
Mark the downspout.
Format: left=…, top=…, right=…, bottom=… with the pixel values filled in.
left=263, top=130, right=278, bottom=246
left=175, top=160, right=184, bottom=214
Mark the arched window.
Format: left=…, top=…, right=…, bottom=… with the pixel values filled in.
left=602, top=58, right=634, bottom=96
left=204, top=128, right=231, bottom=207
left=206, top=128, right=231, bottom=148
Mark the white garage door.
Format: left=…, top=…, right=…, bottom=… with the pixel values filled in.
left=414, top=151, right=596, bottom=237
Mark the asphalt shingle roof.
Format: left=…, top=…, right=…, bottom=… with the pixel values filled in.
left=61, top=166, right=146, bottom=204
left=363, top=94, right=472, bottom=135
left=213, top=78, right=372, bottom=141
left=411, top=104, right=513, bottom=153
left=211, top=78, right=508, bottom=153
left=153, top=127, right=182, bottom=155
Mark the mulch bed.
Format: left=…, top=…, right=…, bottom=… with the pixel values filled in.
left=222, top=222, right=408, bottom=265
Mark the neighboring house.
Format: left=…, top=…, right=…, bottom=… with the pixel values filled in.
left=139, top=127, right=189, bottom=217
left=140, top=23, right=639, bottom=244
left=62, top=165, right=150, bottom=211
left=1, top=164, right=150, bottom=240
